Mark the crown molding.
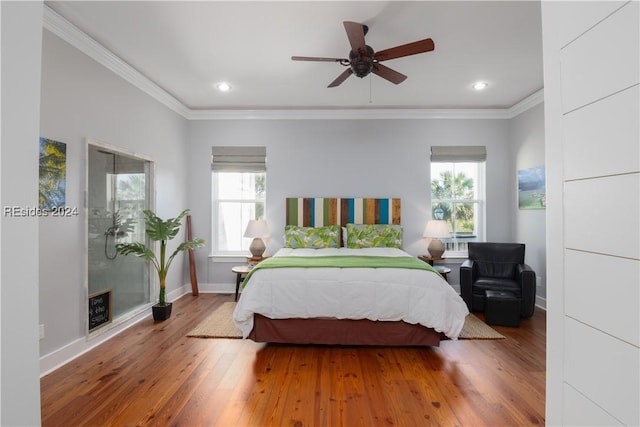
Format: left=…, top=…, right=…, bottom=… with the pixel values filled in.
left=507, top=89, right=544, bottom=117
left=187, top=107, right=515, bottom=120
left=187, top=89, right=544, bottom=120
left=43, top=6, right=191, bottom=118
left=43, top=5, right=543, bottom=121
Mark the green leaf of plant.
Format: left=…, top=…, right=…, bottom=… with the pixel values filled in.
left=117, top=209, right=205, bottom=301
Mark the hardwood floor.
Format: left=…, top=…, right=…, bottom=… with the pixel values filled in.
left=41, top=293, right=546, bottom=426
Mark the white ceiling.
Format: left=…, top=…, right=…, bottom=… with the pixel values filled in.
left=45, top=1, right=543, bottom=112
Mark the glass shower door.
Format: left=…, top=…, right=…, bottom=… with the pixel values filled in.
left=87, top=143, right=153, bottom=332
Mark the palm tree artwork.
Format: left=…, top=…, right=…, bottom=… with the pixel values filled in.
left=39, top=138, right=67, bottom=210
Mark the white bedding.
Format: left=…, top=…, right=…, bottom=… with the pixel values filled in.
left=232, top=247, right=469, bottom=340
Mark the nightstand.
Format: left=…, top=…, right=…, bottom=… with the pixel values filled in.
left=418, top=255, right=450, bottom=282
left=231, top=265, right=252, bottom=302
left=433, top=265, right=451, bottom=282
left=232, top=257, right=268, bottom=301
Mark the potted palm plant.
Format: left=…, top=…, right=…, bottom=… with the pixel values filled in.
left=117, top=209, right=205, bottom=321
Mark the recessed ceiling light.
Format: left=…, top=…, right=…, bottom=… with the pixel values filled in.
left=472, top=81, right=488, bottom=91
left=216, top=82, right=232, bottom=92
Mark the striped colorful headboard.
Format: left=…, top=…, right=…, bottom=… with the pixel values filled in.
left=286, top=198, right=401, bottom=227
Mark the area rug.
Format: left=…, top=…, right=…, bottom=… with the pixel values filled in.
left=187, top=302, right=504, bottom=340
left=458, top=313, right=505, bottom=339
left=188, top=302, right=242, bottom=338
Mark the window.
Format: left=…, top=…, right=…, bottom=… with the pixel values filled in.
left=211, top=147, right=266, bottom=255
left=430, top=146, right=486, bottom=256
left=107, top=172, right=147, bottom=245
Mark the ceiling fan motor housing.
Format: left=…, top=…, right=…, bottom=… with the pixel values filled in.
left=349, top=45, right=375, bottom=78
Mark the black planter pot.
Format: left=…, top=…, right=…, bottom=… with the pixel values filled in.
left=152, top=302, right=172, bottom=321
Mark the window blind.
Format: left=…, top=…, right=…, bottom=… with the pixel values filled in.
left=211, top=146, right=266, bottom=172
left=430, top=146, right=487, bottom=162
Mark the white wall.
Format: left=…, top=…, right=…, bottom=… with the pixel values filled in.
left=509, top=103, right=546, bottom=306
left=543, top=1, right=639, bottom=425
left=1, top=2, right=44, bottom=424
left=38, top=30, right=190, bottom=363
left=187, top=118, right=515, bottom=290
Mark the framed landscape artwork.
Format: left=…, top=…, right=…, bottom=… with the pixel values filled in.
left=518, top=165, right=545, bottom=210
left=39, top=137, right=67, bottom=210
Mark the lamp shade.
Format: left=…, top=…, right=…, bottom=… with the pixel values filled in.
left=422, top=220, right=450, bottom=239
left=243, top=219, right=269, bottom=238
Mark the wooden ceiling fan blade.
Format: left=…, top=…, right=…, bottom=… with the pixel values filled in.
left=374, top=38, right=435, bottom=62
left=328, top=69, right=353, bottom=88
left=372, top=63, right=407, bottom=84
left=291, top=56, right=346, bottom=62
left=343, top=21, right=367, bottom=53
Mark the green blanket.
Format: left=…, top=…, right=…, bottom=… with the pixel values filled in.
left=243, top=255, right=439, bottom=286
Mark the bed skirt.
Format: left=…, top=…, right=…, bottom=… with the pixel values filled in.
left=248, top=314, right=443, bottom=346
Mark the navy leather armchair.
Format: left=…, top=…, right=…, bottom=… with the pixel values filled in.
left=460, top=242, right=536, bottom=318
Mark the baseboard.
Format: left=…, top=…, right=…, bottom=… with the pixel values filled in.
left=536, top=295, right=547, bottom=311
left=178, top=282, right=238, bottom=295
left=39, top=284, right=218, bottom=377
left=40, top=306, right=151, bottom=377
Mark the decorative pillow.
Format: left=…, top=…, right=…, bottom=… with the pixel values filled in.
left=284, top=225, right=341, bottom=248
left=346, top=223, right=403, bottom=248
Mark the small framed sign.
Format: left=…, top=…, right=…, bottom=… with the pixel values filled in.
left=89, top=289, right=112, bottom=332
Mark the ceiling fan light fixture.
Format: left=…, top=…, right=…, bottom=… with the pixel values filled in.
left=472, top=81, right=489, bottom=91
left=215, top=82, right=232, bottom=92
left=291, top=21, right=434, bottom=88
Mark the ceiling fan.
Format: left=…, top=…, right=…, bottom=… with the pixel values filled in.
left=292, top=21, right=435, bottom=88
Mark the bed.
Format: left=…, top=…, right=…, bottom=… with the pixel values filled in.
left=232, top=197, right=469, bottom=346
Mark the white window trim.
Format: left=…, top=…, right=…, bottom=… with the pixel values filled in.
left=210, top=171, right=266, bottom=257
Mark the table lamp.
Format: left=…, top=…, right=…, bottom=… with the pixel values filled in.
left=423, top=220, right=450, bottom=259
left=244, top=219, right=269, bottom=258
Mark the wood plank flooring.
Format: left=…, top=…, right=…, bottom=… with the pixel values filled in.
left=41, top=293, right=546, bottom=426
